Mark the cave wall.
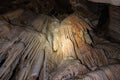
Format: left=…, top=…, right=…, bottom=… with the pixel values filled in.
left=0, top=0, right=120, bottom=80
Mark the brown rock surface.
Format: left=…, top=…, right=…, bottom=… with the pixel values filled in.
left=0, top=9, right=120, bottom=80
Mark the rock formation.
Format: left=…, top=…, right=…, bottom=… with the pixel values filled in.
left=0, top=0, right=120, bottom=80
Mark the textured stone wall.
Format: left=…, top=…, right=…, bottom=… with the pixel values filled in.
left=88, top=0, right=120, bottom=6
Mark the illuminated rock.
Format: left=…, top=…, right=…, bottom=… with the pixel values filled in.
left=0, top=14, right=120, bottom=80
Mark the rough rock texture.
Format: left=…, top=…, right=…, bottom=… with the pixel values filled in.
left=0, top=0, right=120, bottom=80
left=108, top=5, right=120, bottom=42
left=88, top=0, right=120, bottom=6
left=0, top=13, right=120, bottom=80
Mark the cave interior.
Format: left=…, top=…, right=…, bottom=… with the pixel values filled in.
left=0, top=0, right=120, bottom=80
